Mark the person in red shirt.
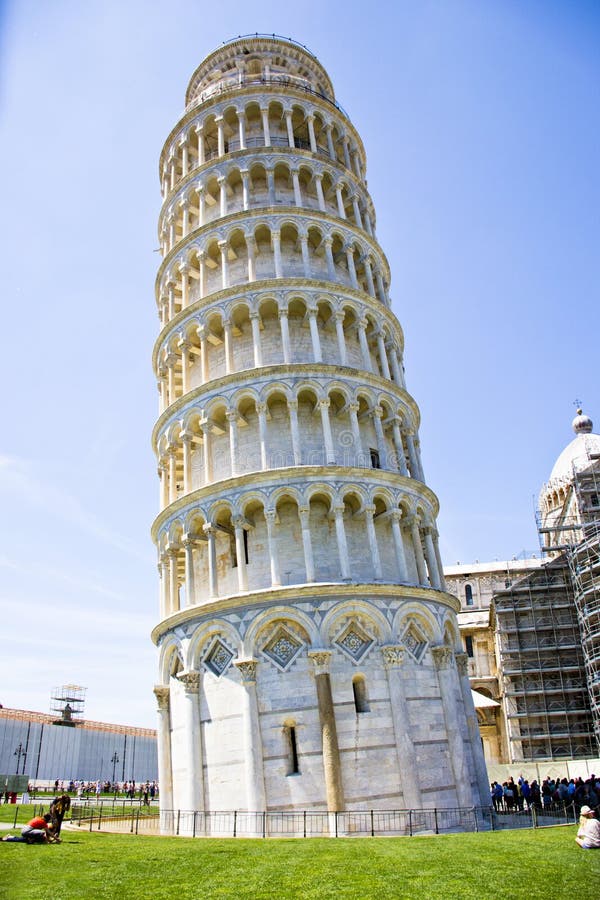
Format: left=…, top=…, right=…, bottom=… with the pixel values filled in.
left=2, top=813, right=58, bottom=843
left=21, top=814, right=55, bottom=843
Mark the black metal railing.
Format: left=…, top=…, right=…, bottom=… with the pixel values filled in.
left=69, top=802, right=580, bottom=838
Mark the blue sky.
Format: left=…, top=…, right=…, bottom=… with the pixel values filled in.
left=0, top=1, right=598, bottom=728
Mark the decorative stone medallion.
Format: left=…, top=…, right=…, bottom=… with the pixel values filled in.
left=203, top=638, right=234, bottom=676
left=402, top=622, right=428, bottom=663
left=262, top=627, right=303, bottom=671
left=334, top=621, right=374, bottom=663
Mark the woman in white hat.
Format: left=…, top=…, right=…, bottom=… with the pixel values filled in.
left=576, top=806, right=600, bottom=849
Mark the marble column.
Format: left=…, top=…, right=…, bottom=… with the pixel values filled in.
left=456, top=653, right=490, bottom=807
left=223, top=319, right=234, bottom=374
left=153, top=686, right=174, bottom=818
left=201, top=421, right=212, bottom=483
left=390, top=511, right=409, bottom=582
left=319, top=399, right=335, bottom=464
left=332, top=504, right=351, bottom=580
left=272, top=231, right=283, bottom=278
left=264, top=509, right=281, bottom=586
left=364, top=505, right=382, bottom=580
left=357, top=319, right=372, bottom=371
left=241, top=169, right=250, bottom=210
left=288, top=400, right=301, bottom=465
left=381, top=646, right=422, bottom=809
left=334, top=311, right=347, bottom=365
left=176, top=671, right=205, bottom=812
left=203, top=524, right=218, bottom=597
left=168, top=548, right=180, bottom=612
left=285, top=110, right=295, bottom=148
left=308, top=651, right=345, bottom=813
left=279, top=309, right=291, bottom=363
left=345, top=246, right=359, bottom=289
left=372, top=407, right=387, bottom=466
left=233, top=517, right=248, bottom=592
left=257, top=402, right=268, bottom=470
left=423, top=527, right=442, bottom=590
left=299, top=505, right=315, bottom=582
left=183, top=535, right=196, bottom=607
left=348, top=403, right=363, bottom=464
left=227, top=409, right=239, bottom=476
left=432, top=647, right=473, bottom=808
left=250, top=312, right=263, bottom=367
left=234, top=660, right=267, bottom=813
left=410, top=518, right=427, bottom=586
left=308, top=308, right=322, bottom=362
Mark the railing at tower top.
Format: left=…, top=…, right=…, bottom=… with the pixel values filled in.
left=189, top=73, right=349, bottom=120
left=221, top=34, right=319, bottom=60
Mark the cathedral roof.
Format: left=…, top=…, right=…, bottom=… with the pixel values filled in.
left=548, top=410, right=600, bottom=483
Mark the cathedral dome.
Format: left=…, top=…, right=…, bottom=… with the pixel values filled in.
left=549, top=411, right=600, bottom=483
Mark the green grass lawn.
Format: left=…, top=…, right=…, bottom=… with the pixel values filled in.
left=1, top=825, right=599, bottom=900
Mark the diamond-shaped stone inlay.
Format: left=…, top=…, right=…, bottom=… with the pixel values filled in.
left=204, top=639, right=234, bottom=677
left=334, top=623, right=373, bottom=662
left=263, top=628, right=302, bottom=670
left=403, top=625, right=427, bottom=663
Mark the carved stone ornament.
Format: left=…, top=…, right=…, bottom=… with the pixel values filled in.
left=235, top=659, right=258, bottom=683
left=177, top=671, right=201, bottom=694
left=261, top=624, right=304, bottom=671
left=455, top=652, right=469, bottom=676
left=308, top=650, right=332, bottom=675
left=381, top=645, right=405, bottom=668
left=153, top=685, right=170, bottom=711
left=204, top=639, right=235, bottom=677
left=334, top=621, right=374, bottom=663
left=402, top=623, right=428, bottom=663
left=431, top=645, right=454, bottom=670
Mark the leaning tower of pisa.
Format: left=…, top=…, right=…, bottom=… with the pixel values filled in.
left=151, top=35, right=489, bottom=821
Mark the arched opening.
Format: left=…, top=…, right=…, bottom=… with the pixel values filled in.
left=352, top=674, right=370, bottom=713
left=284, top=719, right=300, bottom=775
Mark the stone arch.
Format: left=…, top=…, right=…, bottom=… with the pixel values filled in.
left=320, top=598, right=392, bottom=647
left=187, top=618, right=242, bottom=670
left=242, top=606, right=318, bottom=659
left=158, top=636, right=184, bottom=684
left=442, top=615, right=461, bottom=651
left=393, top=603, right=442, bottom=645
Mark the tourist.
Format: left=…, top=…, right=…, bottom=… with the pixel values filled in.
left=2, top=814, right=59, bottom=844
left=575, top=806, right=600, bottom=849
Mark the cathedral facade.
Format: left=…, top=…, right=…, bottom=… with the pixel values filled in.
left=151, top=36, right=488, bottom=821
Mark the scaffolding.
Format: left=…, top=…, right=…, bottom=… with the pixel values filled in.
left=563, top=455, right=600, bottom=751
left=50, top=685, right=87, bottom=726
left=492, top=559, right=595, bottom=761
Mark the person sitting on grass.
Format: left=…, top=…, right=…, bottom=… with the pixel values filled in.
left=2, top=814, right=60, bottom=844
left=575, top=805, right=600, bottom=849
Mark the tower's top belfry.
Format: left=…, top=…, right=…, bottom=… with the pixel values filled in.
left=185, top=35, right=335, bottom=110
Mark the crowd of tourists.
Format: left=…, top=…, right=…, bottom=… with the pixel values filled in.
left=50, top=779, right=158, bottom=804
left=491, top=774, right=600, bottom=814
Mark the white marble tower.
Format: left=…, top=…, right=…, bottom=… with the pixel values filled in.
left=151, top=35, right=488, bottom=821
